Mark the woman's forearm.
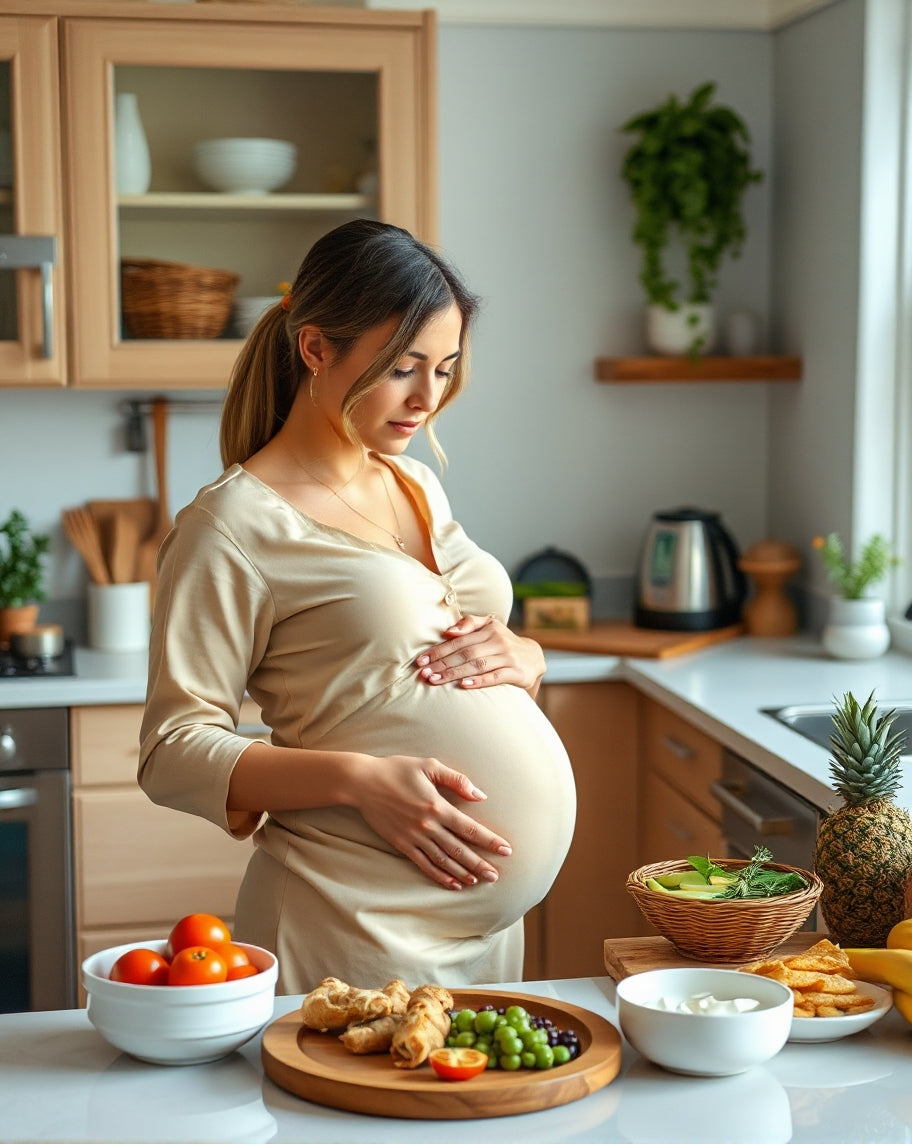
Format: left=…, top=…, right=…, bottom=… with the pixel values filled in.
left=226, top=739, right=365, bottom=812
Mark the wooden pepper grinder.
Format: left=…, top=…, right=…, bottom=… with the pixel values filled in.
left=738, top=540, right=802, bottom=636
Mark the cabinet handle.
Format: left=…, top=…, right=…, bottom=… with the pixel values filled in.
left=0, top=787, right=37, bottom=811
left=660, top=733, right=696, bottom=760
left=0, top=235, right=58, bottom=359
left=709, top=780, right=793, bottom=835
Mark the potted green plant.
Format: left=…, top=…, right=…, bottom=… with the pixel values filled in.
left=812, top=532, right=901, bottom=659
left=0, top=509, right=51, bottom=646
left=620, top=81, right=764, bottom=357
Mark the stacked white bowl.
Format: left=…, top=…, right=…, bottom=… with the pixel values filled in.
left=193, top=137, right=297, bottom=194
left=234, top=295, right=282, bottom=336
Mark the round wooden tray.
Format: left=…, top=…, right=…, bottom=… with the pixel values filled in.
left=261, top=988, right=622, bottom=1120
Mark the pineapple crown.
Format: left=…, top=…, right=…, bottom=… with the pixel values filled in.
left=829, top=690, right=906, bottom=806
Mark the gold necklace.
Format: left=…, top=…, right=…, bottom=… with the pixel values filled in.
left=293, top=455, right=407, bottom=551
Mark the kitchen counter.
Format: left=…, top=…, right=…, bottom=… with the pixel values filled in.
left=3, top=974, right=912, bottom=1143
left=3, top=636, right=912, bottom=814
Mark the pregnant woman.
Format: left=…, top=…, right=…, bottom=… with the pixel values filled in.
left=139, top=220, right=576, bottom=992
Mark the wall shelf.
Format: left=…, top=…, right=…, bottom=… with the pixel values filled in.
left=594, top=355, right=803, bottom=383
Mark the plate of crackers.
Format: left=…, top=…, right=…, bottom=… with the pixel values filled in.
left=739, top=938, right=893, bottom=1043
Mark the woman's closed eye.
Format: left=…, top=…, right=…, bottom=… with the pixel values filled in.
left=393, top=367, right=453, bottom=381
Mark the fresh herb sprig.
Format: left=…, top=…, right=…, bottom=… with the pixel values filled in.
left=688, top=846, right=808, bottom=899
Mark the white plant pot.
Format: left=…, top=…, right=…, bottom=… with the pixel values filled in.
left=821, top=597, right=891, bottom=660
left=647, top=304, right=716, bottom=356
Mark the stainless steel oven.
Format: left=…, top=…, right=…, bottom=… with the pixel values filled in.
left=0, top=707, right=75, bottom=1011
left=711, top=749, right=821, bottom=927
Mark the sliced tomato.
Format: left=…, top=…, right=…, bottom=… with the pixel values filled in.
left=428, top=1048, right=489, bottom=1081
left=110, top=948, right=170, bottom=986
left=168, top=945, right=228, bottom=986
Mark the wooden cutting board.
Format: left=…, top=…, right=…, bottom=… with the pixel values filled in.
left=603, top=933, right=831, bottom=982
left=523, top=621, right=743, bottom=658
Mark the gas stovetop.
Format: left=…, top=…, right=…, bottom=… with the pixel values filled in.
left=0, top=640, right=76, bottom=679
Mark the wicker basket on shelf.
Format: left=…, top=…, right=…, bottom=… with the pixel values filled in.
left=121, top=258, right=240, bottom=339
left=626, top=858, right=824, bottom=963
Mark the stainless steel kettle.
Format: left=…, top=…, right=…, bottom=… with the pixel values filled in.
left=634, top=507, right=746, bottom=631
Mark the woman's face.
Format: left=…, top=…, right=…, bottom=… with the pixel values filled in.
left=306, top=303, right=463, bottom=454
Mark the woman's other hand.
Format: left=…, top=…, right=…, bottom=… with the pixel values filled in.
left=350, top=754, right=512, bottom=892
left=415, top=614, right=546, bottom=697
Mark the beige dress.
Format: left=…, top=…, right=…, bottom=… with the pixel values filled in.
left=139, top=456, right=576, bottom=992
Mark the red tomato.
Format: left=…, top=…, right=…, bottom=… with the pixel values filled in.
left=226, top=964, right=260, bottom=981
left=210, top=942, right=251, bottom=972
left=110, top=948, right=170, bottom=987
left=168, top=945, right=228, bottom=986
left=428, top=1048, right=489, bottom=1081
left=166, top=913, right=232, bottom=958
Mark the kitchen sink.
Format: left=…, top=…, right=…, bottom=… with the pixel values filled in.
left=764, top=703, right=912, bottom=756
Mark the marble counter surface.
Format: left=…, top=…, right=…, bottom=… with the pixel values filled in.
left=2, top=975, right=912, bottom=1144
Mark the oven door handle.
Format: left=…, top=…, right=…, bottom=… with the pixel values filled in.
left=0, top=787, right=37, bottom=811
left=709, top=780, right=794, bottom=835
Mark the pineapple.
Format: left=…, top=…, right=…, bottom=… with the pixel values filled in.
left=814, top=690, right=912, bottom=947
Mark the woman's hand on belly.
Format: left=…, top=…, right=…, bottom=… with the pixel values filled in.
left=346, top=753, right=513, bottom=892
left=415, top=614, right=546, bottom=698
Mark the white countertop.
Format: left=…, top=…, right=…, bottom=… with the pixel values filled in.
left=4, top=635, right=912, bottom=814
left=2, top=975, right=910, bottom=1143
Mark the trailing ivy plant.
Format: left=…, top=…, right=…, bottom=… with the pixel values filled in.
left=620, top=81, right=763, bottom=313
left=0, top=509, right=50, bottom=608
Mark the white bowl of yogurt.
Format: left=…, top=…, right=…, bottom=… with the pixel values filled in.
left=616, top=967, right=793, bottom=1076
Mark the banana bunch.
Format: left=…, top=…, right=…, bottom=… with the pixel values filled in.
left=845, top=919, right=912, bottom=1025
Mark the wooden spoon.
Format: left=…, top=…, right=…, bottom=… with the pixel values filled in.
left=109, top=511, right=140, bottom=584
left=62, top=507, right=111, bottom=585
left=135, top=399, right=172, bottom=589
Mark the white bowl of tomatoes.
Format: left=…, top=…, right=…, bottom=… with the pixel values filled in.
left=81, top=914, right=278, bottom=1066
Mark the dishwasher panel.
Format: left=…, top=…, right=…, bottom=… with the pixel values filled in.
left=711, top=750, right=820, bottom=870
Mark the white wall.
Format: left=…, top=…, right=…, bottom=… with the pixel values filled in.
left=769, top=0, right=864, bottom=602
left=2, top=17, right=784, bottom=609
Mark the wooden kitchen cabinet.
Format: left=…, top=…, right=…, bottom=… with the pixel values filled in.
left=70, top=699, right=263, bottom=986
left=0, top=0, right=435, bottom=390
left=523, top=681, right=644, bottom=981
left=639, top=695, right=726, bottom=862
left=0, top=14, right=67, bottom=386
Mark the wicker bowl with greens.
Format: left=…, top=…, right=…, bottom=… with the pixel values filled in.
left=626, top=848, right=823, bottom=962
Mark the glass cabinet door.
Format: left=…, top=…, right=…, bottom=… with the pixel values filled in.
left=63, top=10, right=436, bottom=390
left=0, top=16, right=66, bottom=388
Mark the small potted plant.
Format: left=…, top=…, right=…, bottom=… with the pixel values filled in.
left=812, top=532, right=901, bottom=659
left=620, top=81, right=764, bottom=357
left=0, top=509, right=51, bottom=647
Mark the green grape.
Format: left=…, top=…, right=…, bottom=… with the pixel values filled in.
left=473, top=1009, right=498, bottom=1035
left=454, top=1009, right=477, bottom=1033
left=533, top=1045, right=555, bottom=1070
left=499, top=1052, right=522, bottom=1071
left=521, top=1050, right=536, bottom=1068
left=454, top=1030, right=476, bottom=1048
left=552, top=1045, right=571, bottom=1065
left=505, top=1005, right=528, bottom=1024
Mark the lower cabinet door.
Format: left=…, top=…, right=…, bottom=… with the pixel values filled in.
left=642, top=769, right=726, bottom=862
left=73, top=787, right=253, bottom=931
